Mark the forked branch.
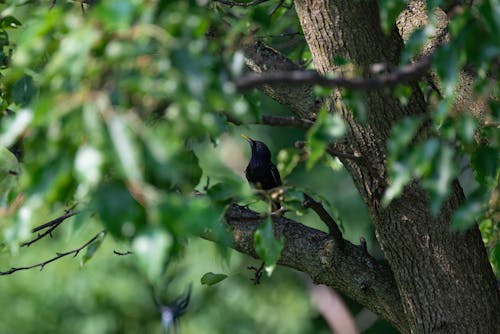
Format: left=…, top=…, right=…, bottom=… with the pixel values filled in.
left=0, top=231, right=106, bottom=275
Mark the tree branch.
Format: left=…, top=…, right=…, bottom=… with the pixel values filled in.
left=301, top=193, right=344, bottom=250
left=21, top=210, right=77, bottom=247
left=0, top=231, right=106, bottom=275
left=224, top=112, right=314, bottom=129
left=295, top=140, right=362, bottom=162
left=243, top=42, right=319, bottom=118
left=236, top=54, right=433, bottom=91
left=213, top=0, right=270, bottom=7
left=222, top=204, right=408, bottom=333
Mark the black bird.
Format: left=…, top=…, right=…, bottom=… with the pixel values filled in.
left=242, top=134, right=282, bottom=190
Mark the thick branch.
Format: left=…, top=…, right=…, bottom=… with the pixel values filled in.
left=223, top=204, right=408, bottom=333
left=236, top=54, right=433, bottom=91
left=243, top=42, right=318, bottom=118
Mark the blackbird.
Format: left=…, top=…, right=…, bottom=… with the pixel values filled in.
left=242, top=134, right=282, bottom=190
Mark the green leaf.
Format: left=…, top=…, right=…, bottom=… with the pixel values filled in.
left=0, top=15, right=22, bottom=29
left=12, top=75, right=36, bottom=106
left=81, top=231, right=107, bottom=266
left=107, top=115, right=143, bottom=182
left=306, top=108, right=346, bottom=170
left=282, top=189, right=305, bottom=216
left=277, top=148, right=300, bottom=179
left=74, top=145, right=103, bottom=195
left=379, top=0, right=406, bottom=33
left=253, top=217, right=284, bottom=276
left=0, top=147, right=19, bottom=201
left=0, top=109, right=32, bottom=147
left=383, top=117, right=423, bottom=205
left=434, top=44, right=461, bottom=97
left=200, top=272, right=228, bottom=286
left=387, top=116, right=422, bottom=156
left=132, top=228, right=172, bottom=283
left=95, top=0, right=137, bottom=30
left=451, top=192, right=485, bottom=231
left=422, top=144, right=456, bottom=215
left=206, top=175, right=252, bottom=205
left=94, top=182, right=145, bottom=238
left=343, top=91, right=368, bottom=124
left=470, top=145, right=499, bottom=187
left=158, top=195, right=227, bottom=241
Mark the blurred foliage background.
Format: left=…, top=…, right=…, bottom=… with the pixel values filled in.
left=0, top=0, right=498, bottom=333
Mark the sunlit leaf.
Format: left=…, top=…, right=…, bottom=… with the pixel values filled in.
left=0, top=15, right=22, bottom=29
left=306, top=107, right=346, bottom=170
left=0, top=109, right=32, bottom=147
left=74, top=145, right=103, bottom=190
left=277, top=148, right=300, bottom=179
left=107, top=115, right=143, bottom=182
left=132, top=228, right=172, bottom=282
left=423, top=144, right=456, bottom=215
left=0, top=147, right=19, bottom=201
left=200, top=272, right=228, bottom=286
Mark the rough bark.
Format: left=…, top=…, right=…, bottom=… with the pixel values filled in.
left=397, top=0, right=488, bottom=125
left=292, top=1, right=500, bottom=333
left=243, top=41, right=319, bottom=118
left=224, top=204, right=408, bottom=332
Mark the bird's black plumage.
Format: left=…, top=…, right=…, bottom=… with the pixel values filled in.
left=242, top=135, right=282, bottom=190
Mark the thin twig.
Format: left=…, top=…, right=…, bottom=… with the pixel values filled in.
left=1, top=230, right=106, bottom=275
left=22, top=210, right=78, bottom=247
left=224, top=112, right=314, bottom=129
left=302, top=193, right=345, bottom=250
left=261, top=115, right=314, bottom=129
left=113, top=250, right=133, bottom=256
left=248, top=261, right=265, bottom=284
left=32, top=209, right=77, bottom=232
left=270, top=0, right=286, bottom=16
left=213, top=0, right=270, bottom=7
left=360, top=237, right=377, bottom=269
left=326, top=145, right=362, bottom=161
left=235, top=54, right=433, bottom=91
left=295, top=141, right=361, bottom=161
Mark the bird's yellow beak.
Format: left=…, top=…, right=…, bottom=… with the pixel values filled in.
left=241, top=134, right=252, bottom=142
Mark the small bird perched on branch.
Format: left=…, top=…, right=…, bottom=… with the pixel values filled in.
left=241, top=134, right=282, bottom=190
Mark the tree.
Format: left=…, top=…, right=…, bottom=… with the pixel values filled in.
left=0, top=1, right=499, bottom=333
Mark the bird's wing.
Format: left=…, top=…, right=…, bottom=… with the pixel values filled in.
left=270, top=163, right=282, bottom=187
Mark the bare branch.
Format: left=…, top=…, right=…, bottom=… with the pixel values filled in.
left=261, top=115, right=314, bottom=129
left=213, top=0, right=270, bottom=7
left=224, top=112, right=314, bottom=129
left=236, top=54, right=433, bottom=91
left=1, top=230, right=106, bottom=275
left=248, top=262, right=265, bottom=284
left=22, top=210, right=78, bottom=247
left=113, top=250, right=133, bottom=256
left=302, top=193, right=344, bottom=250
left=32, top=209, right=77, bottom=233
left=295, top=140, right=362, bottom=162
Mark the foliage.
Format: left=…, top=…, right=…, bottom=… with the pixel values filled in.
left=0, top=0, right=498, bottom=332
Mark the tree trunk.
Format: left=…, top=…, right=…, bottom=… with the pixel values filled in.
left=293, top=1, right=500, bottom=332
